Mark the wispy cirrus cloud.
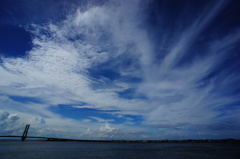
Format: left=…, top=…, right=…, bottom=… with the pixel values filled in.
left=0, top=0, right=239, bottom=139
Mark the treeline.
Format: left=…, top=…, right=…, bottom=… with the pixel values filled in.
left=45, top=138, right=240, bottom=143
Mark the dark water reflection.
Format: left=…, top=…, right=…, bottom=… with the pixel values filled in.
left=0, top=140, right=240, bottom=159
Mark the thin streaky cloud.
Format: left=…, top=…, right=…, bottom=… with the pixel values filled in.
left=0, top=0, right=239, bottom=139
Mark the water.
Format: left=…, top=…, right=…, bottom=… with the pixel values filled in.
left=0, top=140, right=240, bottom=159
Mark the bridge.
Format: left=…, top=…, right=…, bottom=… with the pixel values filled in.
left=0, top=135, right=78, bottom=141
left=0, top=124, right=52, bottom=141
left=0, top=135, right=49, bottom=140
left=0, top=124, right=90, bottom=141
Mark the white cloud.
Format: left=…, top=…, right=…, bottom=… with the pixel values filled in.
left=0, top=0, right=239, bottom=139
left=0, top=111, right=24, bottom=135
left=0, top=0, right=152, bottom=113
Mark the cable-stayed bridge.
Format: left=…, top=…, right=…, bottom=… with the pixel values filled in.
left=0, top=124, right=83, bottom=141
left=0, top=124, right=52, bottom=141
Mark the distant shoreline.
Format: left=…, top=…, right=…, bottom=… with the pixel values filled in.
left=44, top=138, right=240, bottom=143
left=1, top=136, right=239, bottom=143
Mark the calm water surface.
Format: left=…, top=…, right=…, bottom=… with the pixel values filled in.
left=0, top=140, right=240, bottom=159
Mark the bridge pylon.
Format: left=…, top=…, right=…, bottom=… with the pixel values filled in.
left=21, top=124, right=30, bottom=141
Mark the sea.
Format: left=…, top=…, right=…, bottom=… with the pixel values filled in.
left=0, top=140, right=240, bottom=159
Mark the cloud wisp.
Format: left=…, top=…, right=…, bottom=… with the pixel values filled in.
left=0, top=0, right=240, bottom=139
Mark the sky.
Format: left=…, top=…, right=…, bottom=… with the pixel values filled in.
left=0, top=0, right=240, bottom=140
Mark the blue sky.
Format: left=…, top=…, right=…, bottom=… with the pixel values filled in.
left=0, top=0, right=240, bottom=140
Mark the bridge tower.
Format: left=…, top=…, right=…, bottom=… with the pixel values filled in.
left=21, top=124, right=30, bottom=141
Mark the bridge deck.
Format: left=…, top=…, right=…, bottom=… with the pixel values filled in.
left=0, top=135, right=49, bottom=139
